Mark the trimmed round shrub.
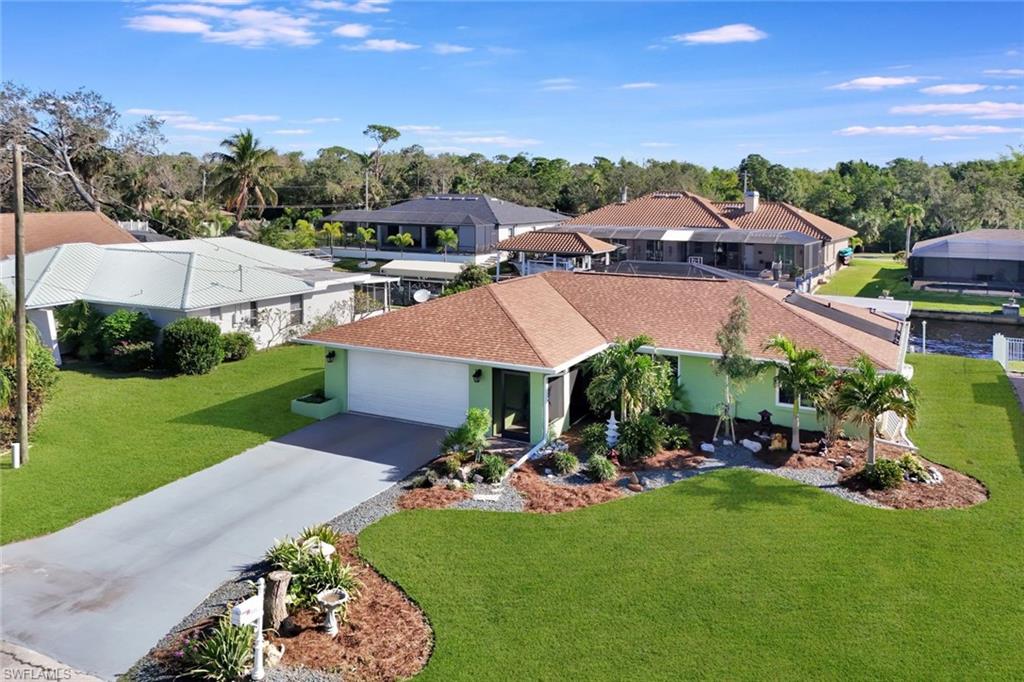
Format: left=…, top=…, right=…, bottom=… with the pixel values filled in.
left=479, top=454, right=508, bottom=483
left=220, top=331, right=255, bottom=362
left=618, top=414, right=667, bottom=465
left=98, top=309, right=158, bottom=355
left=580, top=422, right=609, bottom=458
left=863, top=458, right=904, bottom=490
left=107, top=341, right=154, bottom=372
left=162, top=318, right=224, bottom=375
left=586, top=454, right=616, bottom=482
left=552, top=451, right=580, bottom=475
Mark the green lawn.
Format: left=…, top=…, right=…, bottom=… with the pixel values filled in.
left=816, top=257, right=1003, bottom=313
left=334, top=257, right=386, bottom=273
left=0, top=344, right=322, bottom=544
left=360, top=355, right=1024, bottom=680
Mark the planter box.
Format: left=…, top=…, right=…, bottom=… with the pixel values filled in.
left=291, top=395, right=343, bottom=420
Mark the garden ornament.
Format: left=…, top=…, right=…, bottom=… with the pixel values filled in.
left=316, top=588, right=350, bottom=637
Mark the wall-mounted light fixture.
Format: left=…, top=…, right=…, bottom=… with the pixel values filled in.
left=326, top=350, right=337, bottom=363
left=472, top=368, right=483, bottom=383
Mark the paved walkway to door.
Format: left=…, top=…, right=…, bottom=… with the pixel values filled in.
left=0, top=414, right=444, bottom=680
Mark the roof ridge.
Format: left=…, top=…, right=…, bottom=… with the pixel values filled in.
left=483, top=282, right=553, bottom=367
left=685, top=191, right=737, bottom=229
left=743, top=282, right=893, bottom=369
left=538, top=272, right=619, bottom=342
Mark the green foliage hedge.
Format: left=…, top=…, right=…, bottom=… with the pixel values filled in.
left=98, top=309, right=158, bottom=356
left=162, top=318, right=223, bottom=375
left=863, top=458, right=904, bottom=490
left=107, top=341, right=154, bottom=372
left=54, top=300, right=104, bottom=359
left=220, top=332, right=255, bottom=362
left=618, top=414, right=667, bottom=465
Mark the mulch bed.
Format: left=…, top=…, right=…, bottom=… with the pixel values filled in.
left=511, top=463, right=623, bottom=513
left=397, top=486, right=472, bottom=510
left=622, top=448, right=705, bottom=471
left=830, top=440, right=989, bottom=509
left=268, top=534, right=432, bottom=681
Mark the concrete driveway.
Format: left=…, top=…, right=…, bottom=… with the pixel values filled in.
left=0, top=413, right=444, bottom=679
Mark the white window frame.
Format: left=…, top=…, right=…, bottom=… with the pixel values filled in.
left=249, top=301, right=261, bottom=329
left=209, top=306, right=222, bottom=321
left=775, top=383, right=816, bottom=413
left=289, top=295, right=304, bottom=326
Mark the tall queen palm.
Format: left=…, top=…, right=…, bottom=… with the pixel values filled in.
left=764, top=334, right=826, bottom=452
left=836, top=355, right=918, bottom=465
left=210, top=129, right=279, bottom=221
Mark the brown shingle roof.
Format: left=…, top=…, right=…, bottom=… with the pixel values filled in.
left=0, top=211, right=138, bottom=258
left=566, top=191, right=856, bottom=242
left=496, top=231, right=618, bottom=255
left=304, top=271, right=902, bottom=371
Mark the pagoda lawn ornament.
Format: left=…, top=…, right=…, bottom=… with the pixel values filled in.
left=606, top=412, right=620, bottom=447
left=758, top=410, right=773, bottom=429
left=316, top=588, right=350, bottom=637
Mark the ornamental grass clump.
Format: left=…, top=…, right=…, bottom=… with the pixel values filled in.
left=181, top=615, right=253, bottom=682
left=552, top=451, right=580, bottom=475
left=264, top=536, right=361, bottom=612
left=479, top=454, right=508, bottom=483
left=580, top=422, right=610, bottom=458
left=586, top=454, right=617, bottom=482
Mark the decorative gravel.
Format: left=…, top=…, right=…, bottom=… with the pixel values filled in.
left=450, top=481, right=525, bottom=512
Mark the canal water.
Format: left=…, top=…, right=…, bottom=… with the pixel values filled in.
left=908, top=317, right=1020, bottom=359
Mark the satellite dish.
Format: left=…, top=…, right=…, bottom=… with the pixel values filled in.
left=412, top=288, right=432, bottom=304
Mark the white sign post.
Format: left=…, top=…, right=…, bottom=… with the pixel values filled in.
left=231, top=577, right=265, bottom=681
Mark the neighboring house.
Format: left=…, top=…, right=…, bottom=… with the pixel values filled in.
left=324, top=194, right=565, bottom=264
left=495, top=231, right=619, bottom=275
left=909, top=229, right=1024, bottom=289
left=0, top=211, right=138, bottom=258
left=301, top=271, right=909, bottom=444
left=0, top=237, right=393, bottom=364
left=563, top=191, right=856, bottom=284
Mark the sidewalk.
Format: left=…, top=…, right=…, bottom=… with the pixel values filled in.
left=0, top=642, right=102, bottom=682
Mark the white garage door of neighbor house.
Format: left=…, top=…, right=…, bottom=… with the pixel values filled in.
left=347, top=350, right=469, bottom=427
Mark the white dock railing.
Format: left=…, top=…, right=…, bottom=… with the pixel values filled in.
left=993, top=333, right=1024, bottom=372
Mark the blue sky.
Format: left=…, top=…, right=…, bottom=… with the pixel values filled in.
left=3, top=1, right=1023, bottom=169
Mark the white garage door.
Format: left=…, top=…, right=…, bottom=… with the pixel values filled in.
left=347, top=350, right=469, bottom=427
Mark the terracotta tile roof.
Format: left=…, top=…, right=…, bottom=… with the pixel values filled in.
left=0, top=211, right=138, bottom=258
left=304, top=271, right=902, bottom=371
left=496, top=231, right=618, bottom=255
left=566, top=191, right=855, bottom=242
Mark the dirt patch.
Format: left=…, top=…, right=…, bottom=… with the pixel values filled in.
left=511, top=463, right=623, bottom=513
left=397, top=486, right=471, bottom=510
left=831, top=441, right=989, bottom=510
left=268, top=534, right=432, bottom=681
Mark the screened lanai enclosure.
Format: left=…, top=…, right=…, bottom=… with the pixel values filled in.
left=909, top=229, right=1024, bottom=289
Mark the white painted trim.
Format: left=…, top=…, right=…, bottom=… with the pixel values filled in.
left=297, top=339, right=559, bottom=375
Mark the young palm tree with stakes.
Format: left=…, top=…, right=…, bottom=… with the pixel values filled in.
left=209, top=129, right=279, bottom=221
left=387, top=231, right=415, bottom=256
left=435, top=227, right=459, bottom=262
left=355, top=226, right=377, bottom=267
left=835, top=355, right=918, bottom=465
left=764, top=334, right=827, bottom=452
left=585, top=335, right=673, bottom=423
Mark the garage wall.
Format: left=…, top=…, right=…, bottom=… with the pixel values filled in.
left=324, top=347, right=347, bottom=412
left=347, top=350, right=470, bottom=427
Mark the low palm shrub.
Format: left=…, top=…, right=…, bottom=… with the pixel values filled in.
left=618, top=414, right=667, bottom=465
left=580, top=422, right=609, bottom=458
left=586, top=454, right=616, bottom=482
left=220, top=332, right=255, bottom=362
left=862, top=458, right=904, bottom=490
left=162, top=318, right=224, bottom=375
left=479, top=454, right=507, bottom=483
left=552, top=451, right=580, bottom=475
left=182, top=615, right=253, bottom=682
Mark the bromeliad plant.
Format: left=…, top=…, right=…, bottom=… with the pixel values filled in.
left=835, top=355, right=919, bottom=465
left=764, top=334, right=829, bottom=452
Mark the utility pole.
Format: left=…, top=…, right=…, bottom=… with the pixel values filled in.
left=12, top=145, right=29, bottom=464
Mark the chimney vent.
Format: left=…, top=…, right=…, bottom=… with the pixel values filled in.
left=744, top=190, right=760, bottom=213
left=620, top=185, right=629, bottom=204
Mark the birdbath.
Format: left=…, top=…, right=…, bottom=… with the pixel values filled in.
left=315, top=588, right=350, bottom=636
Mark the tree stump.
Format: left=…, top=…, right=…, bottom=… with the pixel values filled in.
left=264, top=570, right=292, bottom=631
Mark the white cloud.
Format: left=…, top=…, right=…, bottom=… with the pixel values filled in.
left=671, top=23, right=767, bottom=45
left=308, top=0, right=390, bottom=13
left=889, top=101, right=1024, bottom=120
left=920, top=83, right=987, bottom=95
left=433, top=43, right=473, bottom=55
left=271, top=128, right=312, bottom=135
left=451, top=135, right=540, bottom=147
left=397, top=124, right=442, bottom=132
left=332, top=23, right=371, bottom=38
left=540, top=77, right=578, bottom=92
left=640, top=141, right=675, bottom=148
left=424, top=145, right=472, bottom=154
left=828, top=76, right=920, bottom=91
left=126, top=107, right=188, bottom=116
left=931, top=135, right=977, bottom=141
left=984, top=68, right=1024, bottom=77
left=128, top=4, right=318, bottom=47
left=174, top=121, right=234, bottom=131
left=344, top=38, right=419, bottom=51
left=304, top=116, right=342, bottom=123
left=222, top=113, right=280, bottom=122
left=837, top=124, right=1022, bottom=136
left=620, top=82, right=658, bottom=90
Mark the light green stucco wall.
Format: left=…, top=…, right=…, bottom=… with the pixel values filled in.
left=529, top=372, right=548, bottom=442
left=677, top=354, right=823, bottom=431
left=468, top=364, right=495, bottom=435
left=323, top=348, right=348, bottom=413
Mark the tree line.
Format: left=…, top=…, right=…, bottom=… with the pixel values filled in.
left=3, top=83, right=1023, bottom=251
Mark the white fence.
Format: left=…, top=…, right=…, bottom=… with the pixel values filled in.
left=993, top=333, right=1024, bottom=371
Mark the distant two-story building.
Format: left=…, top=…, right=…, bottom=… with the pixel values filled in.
left=562, top=190, right=857, bottom=284
left=324, top=194, right=565, bottom=264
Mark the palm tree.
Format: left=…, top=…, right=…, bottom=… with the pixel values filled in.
left=435, top=227, right=459, bottom=262
left=355, top=226, right=377, bottom=266
left=899, top=203, right=925, bottom=260
left=209, top=129, right=279, bottom=221
left=764, top=334, right=827, bottom=452
left=319, top=221, right=342, bottom=252
left=387, top=231, right=415, bottom=256
left=835, top=355, right=918, bottom=465
left=585, top=335, right=674, bottom=422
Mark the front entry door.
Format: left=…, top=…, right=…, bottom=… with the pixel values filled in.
left=496, top=370, right=531, bottom=441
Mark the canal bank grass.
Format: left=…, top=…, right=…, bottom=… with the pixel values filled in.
left=359, top=355, right=1024, bottom=680
left=817, top=257, right=1002, bottom=313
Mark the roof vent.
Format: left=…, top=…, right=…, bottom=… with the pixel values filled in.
left=744, top=190, right=760, bottom=214
left=619, top=185, right=629, bottom=204
left=651, top=191, right=684, bottom=199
